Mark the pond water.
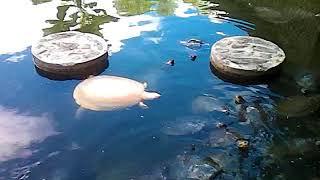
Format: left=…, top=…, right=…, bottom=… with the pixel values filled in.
left=0, top=0, right=320, bottom=179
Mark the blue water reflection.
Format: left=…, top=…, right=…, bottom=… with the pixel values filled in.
left=1, top=0, right=319, bottom=179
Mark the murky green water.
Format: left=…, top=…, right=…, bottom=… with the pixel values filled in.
left=0, top=0, right=319, bottom=179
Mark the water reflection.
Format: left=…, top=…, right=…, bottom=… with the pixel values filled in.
left=43, top=0, right=118, bottom=37
left=206, top=0, right=320, bottom=91
left=114, top=0, right=155, bottom=16
left=277, top=95, right=320, bottom=118
left=254, top=6, right=289, bottom=24
left=209, top=63, right=280, bottom=85
left=157, top=0, right=176, bottom=16
left=0, top=0, right=118, bottom=54
left=0, top=0, right=59, bottom=54
left=192, top=95, right=227, bottom=114
left=114, top=0, right=183, bottom=17
left=101, top=14, right=160, bottom=53
left=0, top=0, right=248, bottom=55
left=181, top=0, right=256, bottom=31
left=35, top=58, right=109, bottom=80
left=31, top=0, right=52, bottom=5
left=0, top=106, right=58, bottom=163
left=202, top=0, right=320, bottom=178
left=0, top=0, right=319, bottom=179
left=161, top=116, right=207, bottom=136
left=44, top=0, right=163, bottom=53
left=3, top=55, right=27, bottom=63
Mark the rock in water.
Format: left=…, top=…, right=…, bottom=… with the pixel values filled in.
left=73, top=75, right=160, bottom=111
left=210, top=36, right=285, bottom=82
left=32, top=31, right=109, bottom=79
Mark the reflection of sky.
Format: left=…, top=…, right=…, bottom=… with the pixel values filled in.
left=174, top=0, right=198, bottom=18
left=0, top=0, right=59, bottom=54
left=0, top=106, right=58, bottom=162
left=0, top=0, right=209, bottom=55
left=99, top=0, right=200, bottom=53
left=0, top=1, right=261, bottom=179
left=3, top=55, right=26, bottom=63
left=101, top=14, right=161, bottom=53
left=0, top=0, right=250, bottom=56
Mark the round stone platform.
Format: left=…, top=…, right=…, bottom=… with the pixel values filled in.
left=31, top=31, right=109, bottom=80
left=210, top=36, right=285, bottom=82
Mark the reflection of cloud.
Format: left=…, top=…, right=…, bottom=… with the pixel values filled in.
left=0, top=106, right=58, bottom=162
left=0, top=0, right=159, bottom=54
left=101, top=14, right=160, bottom=53
left=174, top=0, right=198, bottom=18
left=0, top=0, right=234, bottom=55
left=0, top=0, right=60, bottom=54
left=3, top=55, right=26, bottom=63
left=216, top=31, right=227, bottom=36
left=69, top=0, right=161, bottom=53
left=101, top=0, right=120, bottom=18
left=208, top=10, right=229, bottom=24
left=208, top=16, right=224, bottom=24
left=146, top=37, right=162, bottom=44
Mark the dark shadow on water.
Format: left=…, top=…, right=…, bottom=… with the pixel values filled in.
left=34, top=57, right=109, bottom=81
left=209, top=62, right=282, bottom=85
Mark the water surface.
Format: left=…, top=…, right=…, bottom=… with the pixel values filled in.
left=0, top=0, right=320, bottom=179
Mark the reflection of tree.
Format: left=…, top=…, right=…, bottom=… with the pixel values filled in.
left=114, top=0, right=177, bottom=16
left=199, top=0, right=320, bottom=179
left=204, top=0, right=320, bottom=75
left=31, top=0, right=52, bottom=5
left=157, top=0, right=176, bottom=16
left=43, top=0, right=118, bottom=37
left=183, top=0, right=198, bottom=4
left=114, top=0, right=155, bottom=16
left=187, top=0, right=255, bottom=32
left=43, top=4, right=78, bottom=36
left=183, top=0, right=221, bottom=15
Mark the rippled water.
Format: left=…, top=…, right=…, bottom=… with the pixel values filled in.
left=0, top=0, right=319, bottom=179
